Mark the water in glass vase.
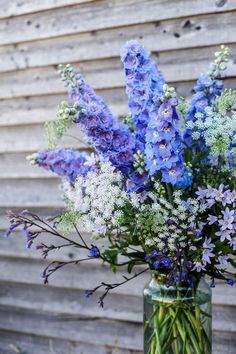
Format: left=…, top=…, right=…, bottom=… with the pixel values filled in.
left=143, top=273, right=212, bottom=354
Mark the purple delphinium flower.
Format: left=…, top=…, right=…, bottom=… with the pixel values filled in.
left=121, top=40, right=165, bottom=152
left=175, top=170, right=193, bottom=189
left=33, top=149, right=93, bottom=184
left=184, top=68, right=224, bottom=148
left=145, top=90, right=185, bottom=185
left=60, top=65, right=136, bottom=176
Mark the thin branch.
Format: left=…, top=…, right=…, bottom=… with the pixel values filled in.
left=42, top=257, right=95, bottom=284
left=86, top=267, right=149, bottom=307
left=73, top=222, right=88, bottom=248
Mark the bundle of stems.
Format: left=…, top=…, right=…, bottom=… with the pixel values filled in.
left=144, top=288, right=212, bottom=354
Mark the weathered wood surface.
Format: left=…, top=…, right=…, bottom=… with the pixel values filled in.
left=1, top=47, right=236, bottom=100
left=1, top=0, right=236, bottom=46
left=0, top=16, right=236, bottom=73
left=0, top=0, right=236, bottom=352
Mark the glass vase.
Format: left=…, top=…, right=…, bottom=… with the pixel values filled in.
left=143, top=273, right=212, bottom=354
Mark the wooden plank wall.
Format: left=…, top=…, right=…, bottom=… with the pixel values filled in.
left=0, top=0, right=236, bottom=353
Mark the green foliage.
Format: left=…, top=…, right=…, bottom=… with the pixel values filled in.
left=213, top=45, right=229, bottom=74
left=217, top=89, right=236, bottom=113
left=120, top=113, right=135, bottom=132
left=58, top=63, right=78, bottom=86
left=178, top=97, right=188, bottom=128
left=45, top=101, right=79, bottom=149
left=57, top=211, right=81, bottom=235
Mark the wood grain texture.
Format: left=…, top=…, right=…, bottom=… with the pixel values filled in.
left=0, top=16, right=236, bottom=73
left=1, top=48, right=236, bottom=100
left=0, top=0, right=96, bottom=19
left=0, top=330, right=141, bottom=354
left=0, top=0, right=236, bottom=352
left=0, top=0, right=236, bottom=46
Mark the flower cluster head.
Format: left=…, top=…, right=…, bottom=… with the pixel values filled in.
left=63, top=160, right=129, bottom=235
left=197, top=184, right=236, bottom=250
left=186, top=90, right=236, bottom=163
left=58, top=64, right=136, bottom=176
left=121, top=40, right=164, bottom=151
left=145, top=84, right=185, bottom=185
left=29, top=148, right=93, bottom=184
left=184, top=46, right=229, bottom=148
left=136, top=190, right=204, bottom=252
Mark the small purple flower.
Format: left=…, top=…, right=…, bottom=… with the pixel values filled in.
left=158, top=102, right=173, bottom=121
left=150, top=250, right=159, bottom=258
left=88, top=246, right=100, bottom=258
left=195, top=230, right=202, bottom=238
left=161, top=257, right=172, bottom=268
left=210, top=278, right=216, bottom=288
left=153, top=260, right=160, bottom=268
left=194, top=261, right=206, bottom=272
left=227, top=279, right=235, bottom=286
left=174, top=275, right=180, bottom=283
left=202, top=237, right=215, bottom=265
left=84, top=290, right=93, bottom=298
left=215, top=230, right=232, bottom=242
left=219, top=208, right=234, bottom=231
left=3, top=223, right=18, bottom=238
left=218, top=255, right=229, bottom=269
left=207, top=215, right=218, bottom=225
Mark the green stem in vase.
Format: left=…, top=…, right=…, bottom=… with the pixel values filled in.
left=153, top=304, right=162, bottom=354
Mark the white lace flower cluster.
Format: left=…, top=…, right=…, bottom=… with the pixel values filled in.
left=186, top=96, right=236, bottom=157
left=140, top=189, right=205, bottom=252
left=63, top=161, right=128, bottom=235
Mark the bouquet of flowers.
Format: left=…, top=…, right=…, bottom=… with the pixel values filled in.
left=5, top=41, right=236, bottom=354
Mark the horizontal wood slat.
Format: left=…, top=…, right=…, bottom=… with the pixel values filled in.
left=0, top=18, right=236, bottom=74
left=0, top=178, right=63, bottom=207
left=0, top=48, right=235, bottom=100
left=0, top=295, right=235, bottom=351
left=0, top=305, right=143, bottom=350
left=0, top=330, right=141, bottom=354
left=0, top=78, right=236, bottom=132
left=0, top=153, right=54, bottom=178
left=0, top=329, right=235, bottom=354
left=0, top=1, right=235, bottom=46
left=0, top=0, right=96, bottom=20
left=0, top=124, right=87, bottom=153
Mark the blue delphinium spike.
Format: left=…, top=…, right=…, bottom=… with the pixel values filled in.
left=29, top=148, right=93, bottom=184
left=145, top=84, right=185, bottom=185
left=184, top=46, right=229, bottom=148
left=121, top=40, right=165, bottom=152
left=58, top=64, right=136, bottom=177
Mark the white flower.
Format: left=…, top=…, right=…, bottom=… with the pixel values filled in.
left=63, top=161, right=128, bottom=236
